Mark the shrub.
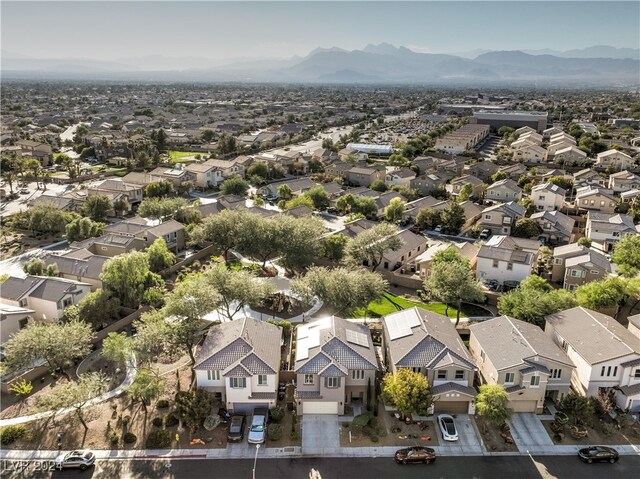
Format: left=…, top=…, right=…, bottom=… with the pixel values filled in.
left=370, top=435, right=379, bottom=442
left=122, top=415, right=131, bottom=427
left=601, top=422, right=615, bottom=437
left=165, top=413, right=179, bottom=427
left=0, top=425, right=26, bottom=445
left=152, top=417, right=164, bottom=428
left=267, top=423, right=283, bottom=441
left=352, top=413, right=371, bottom=427
left=123, top=432, right=137, bottom=444
left=109, top=429, right=120, bottom=445
left=269, top=406, right=285, bottom=423
left=290, top=430, right=300, bottom=441
left=145, top=429, right=172, bottom=448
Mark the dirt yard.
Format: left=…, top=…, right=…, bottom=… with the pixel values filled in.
left=474, top=416, right=519, bottom=453
left=265, top=403, right=302, bottom=448
left=542, top=419, right=640, bottom=446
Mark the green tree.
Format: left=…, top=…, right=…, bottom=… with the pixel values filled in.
left=128, top=367, right=165, bottom=414
left=416, top=208, right=442, bottom=230
left=440, top=201, right=466, bottom=235
left=4, top=320, right=94, bottom=380
left=138, top=197, right=189, bottom=222
left=370, top=180, right=388, bottom=192
left=101, top=251, right=161, bottom=308
left=475, top=384, right=513, bottom=433
left=381, top=369, right=432, bottom=419
left=190, top=210, right=241, bottom=262
left=322, top=234, right=349, bottom=262
left=497, top=275, right=577, bottom=327
left=575, top=277, right=626, bottom=310
left=82, top=195, right=113, bottom=222
left=101, top=332, right=133, bottom=369
left=346, top=222, right=404, bottom=271
left=611, top=234, right=640, bottom=277
left=76, top=288, right=121, bottom=330
left=291, top=266, right=387, bottom=315
left=277, top=184, right=293, bottom=200
left=204, top=265, right=274, bottom=321
left=548, top=176, right=573, bottom=191
left=385, top=197, right=406, bottom=223
left=512, top=218, right=543, bottom=239
left=201, top=129, right=215, bottom=142
left=174, top=389, right=216, bottom=431
left=303, top=185, right=330, bottom=210
left=144, top=180, right=174, bottom=198
left=247, top=162, right=269, bottom=179
left=458, top=183, right=474, bottom=202
left=147, top=238, right=176, bottom=273
left=577, top=237, right=592, bottom=248
left=423, top=259, right=485, bottom=326
left=8, top=379, right=33, bottom=403
left=23, top=258, right=47, bottom=276
left=283, top=195, right=314, bottom=210
left=559, top=392, right=594, bottom=426
left=491, top=171, right=508, bottom=183
left=220, top=176, right=249, bottom=196
left=277, top=215, right=325, bottom=274
left=65, top=217, right=104, bottom=242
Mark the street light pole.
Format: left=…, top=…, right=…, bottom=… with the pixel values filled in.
left=252, top=444, right=260, bottom=479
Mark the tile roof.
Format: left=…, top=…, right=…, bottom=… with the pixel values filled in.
left=620, top=357, right=640, bottom=368
left=318, top=363, right=348, bottom=377
left=250, top=392, right=277, bottom=400
left=295, top=390, right=322, bottom=399
left=505, top=385, right=526, bottom=394
left=224, top=363, right=252, bottom=378
left=430, top=382, right=476, bottom=397
left=618, top=383, right=640, bottom=397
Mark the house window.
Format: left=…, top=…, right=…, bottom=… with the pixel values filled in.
left=304, top=374, right=314, bottom=385
left=507, top=263, right=513, bottom=271
left=590, top=270, right=600, bottom=275
left=351, top=370, right=365, bottom=380
left=553, top=258, right=562, bottom=265
left=493, top=260, right=499, bottom=268
left=530, top=376, right=540, bottom=387
left=480, top=350, right=486, bottom=362
left=437, top=370, right=447, bottom=380
left=455, top=370, right=465, bottom=380
left=505, top=372, right=515, bottom=384
left=19, top=298, right=27, bottom=308
left=539, top=195, right=546, bottom=201
left=412, top=367, right=421, bottom=374
left=484, top=214, right=491, bottom=220
left=62, top=298, right=73, bottom=308
left=569, top=269, right=581, bottom=277
left=384, top=262, right=389, bottom=269
left=634, top=369, right=640, bottom=378
left=601, top=366, right=606, bottom=376
left=230, top=377, right=246, bottom=389
left=550, top=369, right=562, bottom=379
left=326, top=377, right=340, bottom=388
left=258, top=375, right=268, bottom=386
left=19, top=318, right=29, bottom=329
left=207, top=370, right=220, bottom=381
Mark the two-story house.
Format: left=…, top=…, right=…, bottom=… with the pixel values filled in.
left=608, top=171, right=640, bottom=194
left=448, top=175, right=485, bottom=199
left=545, top=307, right=640, bottom=412
left=595, top=149, right=634, bottom=171
left=499, top=163, right=528, bottom=181
left=385, top=168, right=416, bottom=187
left=573, top=169, right=605, bottom=188
left=486, top=179, right=523, bottom=203
left=513, top=143, right=547, bottom=163
left=551, top=243, right=612, bottom=291
left=530, top=210, right=575, bottom=244
left=469, top=316, right=575, bottom=412
left=478, top=202, right=526, bottom=236
left=585, top=211, right=638, bottom=252
left=531, top=183, right=565, bottom=211
left=45, top=250, right=109, bottom=291
left=382, top=308, right=477, bottom=414
left=294, top=316, right=377, bottom=415
left=194, top=317, right=282, bottom=414
left=575, top=186, right=617, bottom=214
left=346, top=165, right=386, bottom=187
left=410, top=173, right=446, bottom=197
left=475, top=236, right=539, bottom=287
left=464, top=162, right=499, bottom=183
left=88, top=178, right=144, bottom=214
left=0, top=275, right=91, bottom=322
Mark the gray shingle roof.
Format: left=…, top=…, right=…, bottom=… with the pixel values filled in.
left=318, top=363, right=348, bottom=377
left=296, top=352, right=332, bottom=374
left=506, top=385, right=525, bottom=393
left=0, top=276, right=41, bottom=301
left=619, top=383, right=640, bottom=397
left=224, top=363, right=252, bottom=378
left=250, top=392, right=277, bottom=400
left=295, top=390, right=322, bottom=399
left=430, top=382, right=476, bottom=397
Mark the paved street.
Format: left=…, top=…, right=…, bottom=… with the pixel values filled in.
left=2, top=455, right=639, bottom=479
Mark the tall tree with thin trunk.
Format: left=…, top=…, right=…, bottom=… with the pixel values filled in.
left=346, top=222, right=404, bottom=272
left=475, top=384, right=513, bottom=433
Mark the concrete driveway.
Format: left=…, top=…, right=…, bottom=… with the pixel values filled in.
left=508, top=413, right=554, bottom=452
left=301, top=415, right=340, bottom=454
left=436, top=414, right=483, bottom=454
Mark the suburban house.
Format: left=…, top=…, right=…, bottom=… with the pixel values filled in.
left=45, top=250, right=109, bottom=291
left=415, top=241, right=479, bottom=281
left=530, top=210, right=575, bottom=244
left=469, top=316, right=575, bottom=412
left=0, top=303, right=35, bottom=345
left=0, top=275, right=92, bottom=322
left=475, top=236, right=539, bottom=287
left=259, top=178, right=317, bottom=198
left=531, top=183, right=565, bottom=211
left=585, top=211, right=638, bottom=252
left=498, top=163, right=527, bottom=181
left=513, top=143, right=547, bottom=163
left=382, top=308, right=477, bottom=414
left=347, top=165, right=386, bottom=187
left=410, top=173, right=446, bottom=197
left=294, top=316, right=378, bottom=415
left=88, top=178, right=144, bottom=214
left=384, top=168, right=416, bottom=187
left=554, top=145, right=587, bottom=164
left=375, top=229, right=427, bottom=275
left=545, top=307, right=640, bottom=412
left=478, top=202, right=526, bottom=236
left=403, top=196, right=447, bottom=222
left=465, top=161, right=499, bottom=183
left=575, top=186, right=617, bottom=214
left=608, top=170, right=640, bottom=194
left=551, top=243, right=612, bottom=291
left=595, top=149, right=634, bottom=170
left=194, top=317, right=282, bottom=414
left=486, top=179, right=523, bottom=203
left=15, top=139, right=52, bottom=165
left=573, top=168, right=605, bottom=188
left=543, top=126, right=564, bottom=139
left=448, top=175, right=485, bottom=199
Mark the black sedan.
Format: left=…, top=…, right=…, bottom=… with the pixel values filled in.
left=227, top=414, right=246, bottom=442
left=394, top=446, right=436, bottom=465
left=578, top=446, right=619, bottom=464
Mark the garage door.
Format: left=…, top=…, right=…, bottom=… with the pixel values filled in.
left=233, top=403, right=268, bottom=415
left=510, top=400, right=538, bottom=413
left=303, top=401, right=339, bottom=415
left=433, top=401, right=469, bottom=414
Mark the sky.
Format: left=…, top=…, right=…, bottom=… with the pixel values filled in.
left=2, top=1, right=639, bottom=61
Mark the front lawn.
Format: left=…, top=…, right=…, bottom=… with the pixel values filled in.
left=168, top=150, right=200, bottom=164
left=350, top=293, right=490, bottom=319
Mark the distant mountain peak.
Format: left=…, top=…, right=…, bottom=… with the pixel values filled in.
left=362, top=42, right=402, bottom=55
left=307, top=46, right=347, bottom=57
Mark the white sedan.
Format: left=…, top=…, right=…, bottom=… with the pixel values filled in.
left=437, top=414, right=459, bottom=441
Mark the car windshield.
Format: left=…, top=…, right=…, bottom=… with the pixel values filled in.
left=251, top=425, right=264, bottom=432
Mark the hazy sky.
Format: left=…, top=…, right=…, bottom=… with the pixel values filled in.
left=2, top=1, right=639, bottom=60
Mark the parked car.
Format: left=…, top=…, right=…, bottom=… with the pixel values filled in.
left=248, top=408, right=268, bottom=444
left=54, top=450, right=95, bottom=470
left=433, top=224, right=442, bottom=233
left=437, top=414, right=459, bottom=442
left=578, top=446, right=619, bottom=464
left=227, top=414, right=246, bottom=442
left=19, top=189, right=30, bottom=195
left=409, top=226, right=421, bottom=234
left=479, top=229, right=491, bottom=240
left=394, top=446, right=436, bottom=465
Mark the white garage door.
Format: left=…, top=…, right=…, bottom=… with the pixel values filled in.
left=304, top=401, right=339, bottom=415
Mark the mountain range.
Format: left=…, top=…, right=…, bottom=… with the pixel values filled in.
left=2, top=44, right=638, bottom=86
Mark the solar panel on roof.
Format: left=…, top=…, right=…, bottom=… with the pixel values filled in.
left=346, top=329, right=369, bottom=347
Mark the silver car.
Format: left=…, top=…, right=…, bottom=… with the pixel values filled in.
left=437, top=414, right=459, bottom=442
left=247, top=408, right=268, bottom=444
left=54, top=450, right=95, bottom=470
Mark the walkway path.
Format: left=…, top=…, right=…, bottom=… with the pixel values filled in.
left=0, top=356, right=137, bottom=427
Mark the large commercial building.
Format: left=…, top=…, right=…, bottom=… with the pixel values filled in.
left=434, top=123, right=490, bottom=154
left=472, top=110, right=548, bottom=133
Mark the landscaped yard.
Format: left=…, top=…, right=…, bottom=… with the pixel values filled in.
left=350, top=293, right=491, bottom=319
left=542, top=418, right=640, bottom=446
left=168, top=150, right=200, bottom=164
left=475, top=416, right=518, bottom=453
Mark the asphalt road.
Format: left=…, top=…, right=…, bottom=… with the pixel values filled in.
left=2, top=455, right=639, bottom=479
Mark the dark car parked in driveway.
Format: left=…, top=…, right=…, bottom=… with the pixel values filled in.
left=227, top=414, right=246, bottom=442
left=578, top=446, right=619, bottom=464
left=394, top=446, right=436, bottom=464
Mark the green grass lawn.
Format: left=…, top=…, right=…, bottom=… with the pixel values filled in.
left=350, top=293, right=490, bottom=319
left=168, top=150, right=200, bottom=164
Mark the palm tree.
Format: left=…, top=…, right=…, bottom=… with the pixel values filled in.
left=3, top=170, right=16, bottom=195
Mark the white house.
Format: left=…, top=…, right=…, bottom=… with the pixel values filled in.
left=475, top=236, right=538, bottom=286
left=384, top=168, right=416, bottom=187
left=531, top=182, right=565, bottom=211
left=595, top=149, right=634, bottom=170
left=486, top=178, right=523, bottom=203
left=545, top=307, right=640, bottom=412
left=585, top=211, right=638, bottom=252
left=194, top=317, right=282, bottom=414
left=0, top=303, right=35, bottom=344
